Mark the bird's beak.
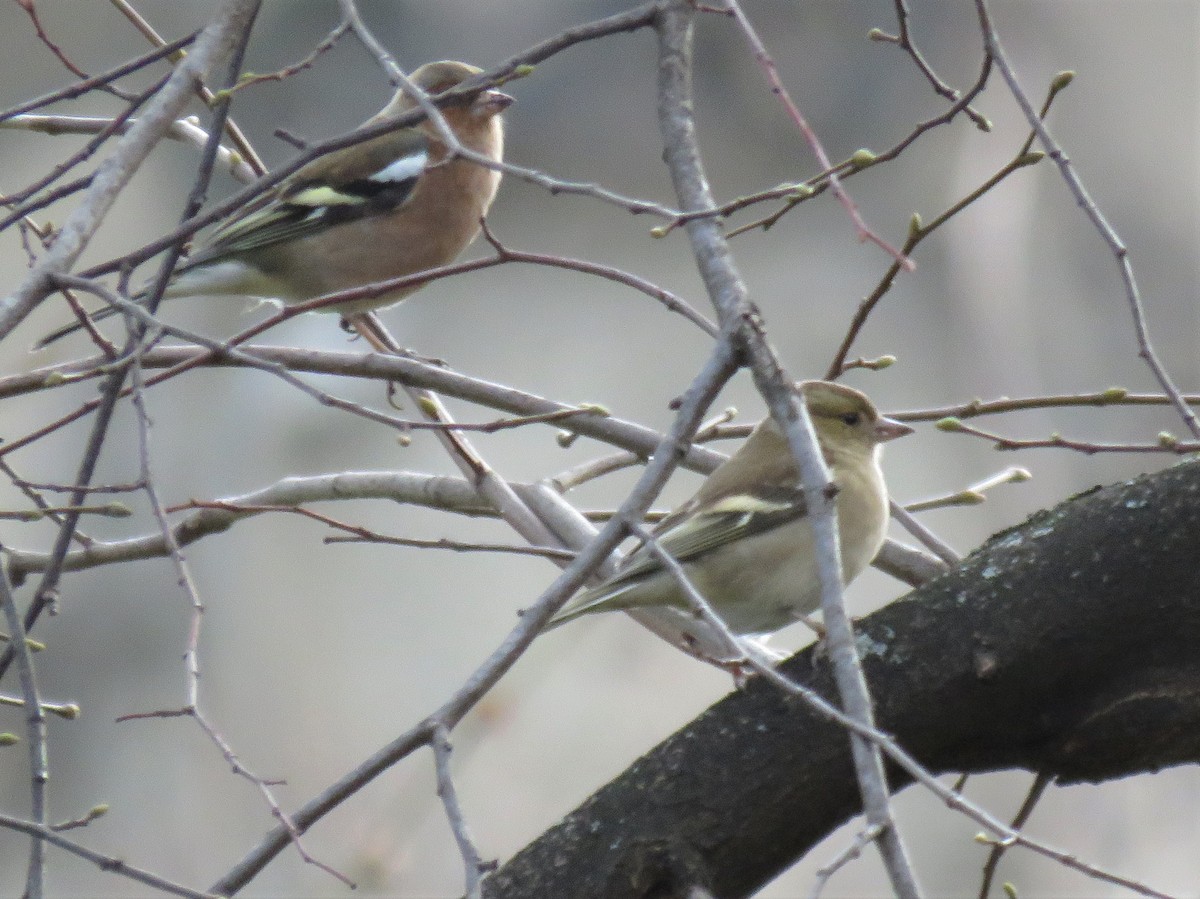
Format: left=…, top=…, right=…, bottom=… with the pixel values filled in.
left=874, top=416, right=914, bottom=442
left=481, top=89, right=514, bottom=114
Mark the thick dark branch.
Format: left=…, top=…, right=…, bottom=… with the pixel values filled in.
left=484, top=459, right=1200, bottom=898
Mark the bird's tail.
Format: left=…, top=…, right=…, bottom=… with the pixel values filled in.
left=33, top=301, right=129, bottom=350
left=33, top=278, right=169, bottom=349
left=542, top=580, right=638, bottom=631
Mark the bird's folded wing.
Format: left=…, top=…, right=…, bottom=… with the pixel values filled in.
left=187, top=129, right=430, bottom=264
left=610, top=487, right=809, bottom=586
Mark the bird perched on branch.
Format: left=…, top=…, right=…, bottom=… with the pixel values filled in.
left=37, top=60, right=512, bottom=347
left=545, top=381, right=913, bottom=637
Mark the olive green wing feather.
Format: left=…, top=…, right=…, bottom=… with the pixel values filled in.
left=547, top=487, right=808, bottom=625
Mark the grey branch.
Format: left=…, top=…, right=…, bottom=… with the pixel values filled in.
left=483, top=459, right=1200, bottom=899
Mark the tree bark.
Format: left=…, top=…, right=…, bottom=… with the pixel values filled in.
left=483, top=458, right=1200, bottom=898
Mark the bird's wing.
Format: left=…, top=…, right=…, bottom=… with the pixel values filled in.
left=185, top=128, right=430, bottom=266
left=610, top=486, right=809, bottom=586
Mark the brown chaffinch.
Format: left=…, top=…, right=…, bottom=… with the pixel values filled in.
left=38, top=60, right=511, bottom=346
left=546, top=381, right=913, bottom=636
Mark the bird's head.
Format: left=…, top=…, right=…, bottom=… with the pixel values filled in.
left=799, top=380, right=913, bottom=459
left=399, top=60, right=514, bottom=122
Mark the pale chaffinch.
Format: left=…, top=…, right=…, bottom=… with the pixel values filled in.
left=38, top=60, right=512, bottom=346
left=546, top=381, right=913, bottom=636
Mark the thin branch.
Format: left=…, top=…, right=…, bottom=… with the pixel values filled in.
left=973, top=0, right=1200, bottom=442
left=0, top=811, right=219, bottom=899
left=872, top=0, right=991, bottom=130
left=825, top=140, right=1045, bottom=379
left=0, top=31, right=196, bottom=123
left=221, top=19, right=350, bottom=95
left=654, top=3, right=921, bottom=893
left=0, top=547, right=48, bottom=898
left=888, top=501, right=960, bottom=566
left=432, top=726, right=492, bottom=899
left=723, top=0, right=913, bottom=270
left=904, top=467, right=1031, bottom=514
left=0, top=113, right=258, bottom=183
left=108, top=0, right=266, bottom=175
left=977, top=773, right=1053, bottom=899
left=937, top=417, right=1200, bottom=456
left=893, top=388, right=1200, bottom=421
left=0, top=0, right=263, bottom=340
left=207, top=342, right=742, bottom=895
left=808, top=823, right=886, bottom=899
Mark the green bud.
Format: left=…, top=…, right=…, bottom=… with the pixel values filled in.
left=850, top=148, right=876, bottom=168
left=0, top=733, right=18, bottom=747
left=1158, top=431, right=1179, bottom=449
left=52, top=703, right=81, bottom=720
left=102, top=502, right=132, bottom=518
left=649, top=225, right=669, bottom=239
left=1008, top=468, right=1033, bottom=483
left=1015, top=151, right=1045, bottom=167
left=935, top=417, right=964, bottom=432
left=43, top=371, right=67, bottom=387
left=789, top=184, right=815, bottom=201
left=1051, top=71, right=1075, bottom=92
left=908, top=213, right=923, bottom=238
left=1099, top=386, right=1128, bottom=402
left=512, top=64, right=536, bottom=78
left=873, top=355, right=896, bottom=370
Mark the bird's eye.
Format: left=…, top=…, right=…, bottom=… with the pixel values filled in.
left=841, top=412, right=861, bottom=426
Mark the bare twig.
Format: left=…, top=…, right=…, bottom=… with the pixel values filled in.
left=0, top=31, right=196, bottom=123
left=206, top=341, right=742, bottom=895
left=0, top=0, right=263, bottom=339
left=654, top=3, right=921, bottom=893
left=808, top=823, right=886, bottom=899
left=904, top=467, right=1031, bottom=514
left=108, top=0, right=266, bottom=175
left=937, top=417, right=1200, bottom=456
left=888, top=501, right=960, bottom=566
left=0, top=811, right=219, bottom=899
left=872, top=0, right=991, bottom=130
left=978, top=773, right=1053, bottom=899
left=0, top=546, right=48, bottom=898
left=974, top=0, right=1200, bottom=442
left=893, top=388, right=1200, bottom=421
left=1, top=113, right=258, bottom=183
left=222, top=19, right=350, bottom=95
left=722, top=0, right=913, bottom=270
left=432, top=726, right=492, bottom=899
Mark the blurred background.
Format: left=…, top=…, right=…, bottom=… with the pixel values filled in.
left=1, top=1, right=1198, bottom=895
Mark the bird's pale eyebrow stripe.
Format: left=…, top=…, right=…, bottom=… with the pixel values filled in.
left=369, top=152, right=428, bottom=185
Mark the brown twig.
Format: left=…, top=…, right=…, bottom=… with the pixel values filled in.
left=937, top=416, right=1200, bottom=455
left=722, top=0, right=913, bottom=270
left=871, top=0, right=991, bottom=131
left=974, top=0, right=1200, bottom=443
